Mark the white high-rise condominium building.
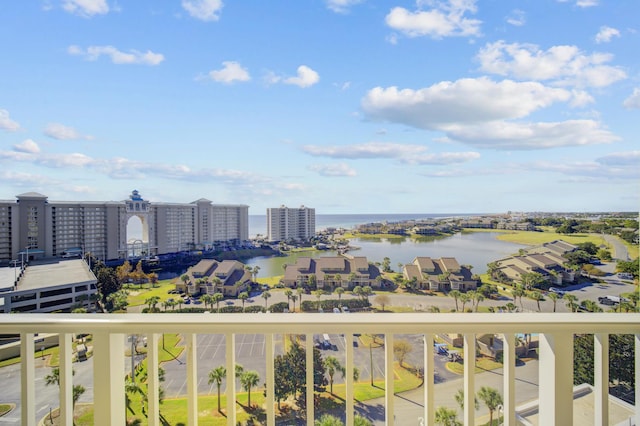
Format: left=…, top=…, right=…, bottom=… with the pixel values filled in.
left=0, top=190, right=249, bottom=264
left=267, top=205, right=315, bottom=242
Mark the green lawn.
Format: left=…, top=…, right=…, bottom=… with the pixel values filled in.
left=491, top=230, right=608, bottom=248
left=125, top=279, right=177, bottom=307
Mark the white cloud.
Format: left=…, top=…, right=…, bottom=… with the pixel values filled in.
left=284, top=65, right=320, bottom=88
left=576, top=0, right=598, bottom=7
left=596, top=150, right=640, bottom=166
left=0, top=109, right=20, bottom=131
left=477, top=41, right=626, bottom=88
left=302, top=142, right=479, bottom=165
left=595, top=26, right=620, bottom=44
left=361, top=78, right=618, bottom=150
left=385, top=0, right=482, bottom=39
left=308, top=163, right=357, bottom=177
left=206, top=61, right=250, bottom=84
left=44, top=123, right=94, bottom=140
left=505, top=9, right=525, bottom=26
left=623, top=88, right=640, bottom=109
left=362, top=77, right=571, bottom=128
left=325, top=0, right=363, bottom=14
left=182, top=0, right=223, bottom=22
left=13, top=139, right=40, bottom=154
left=445, top=119, right=618, bottom=150
left=303, top=142, right=426, bottom=159
left=68, top=45, right=165, bottom=65
left=62, top=0, right=109, bottom=17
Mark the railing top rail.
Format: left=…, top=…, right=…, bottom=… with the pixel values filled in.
left=2, top=313, right=639, bottom=335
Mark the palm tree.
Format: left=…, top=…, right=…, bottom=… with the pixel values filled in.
left=240, top=370, right=260, bottom=408
left=352, top=285, right=363, bottom=300
left=144, top=295, right=160, bottom=312
left=528, top=290, right=544, bottom=312
left=460, top=293, right=471, bottom=312
left=290, top=294, right=298, bottom=312
left=449, top=290, right=461, bottom=312
left=284, top=289, right=293, bottom=310
left=454, top=389, right=479, bottom=411
left=296, top=287, right=304, bottom=305
left=435, top=406, right=461, bottom=426
left=511, top=285, right=525, bottom=310
left=200, top=294, right=213, bottom=311
left=315, top=414, right=344, bottom=426
left=564, top=294, right=579, bottom=312
left=125, top=377, right=144, bottom=415
left=477, top=386, right=503, bottom=426
left=335, top=287, right=345, bottom=301
left=471, top=291, right=484, bottom=312
left=208, top=366, right=226, bottom=413
left=252, top=266, right=261, bottom=282
left=548, top=292, right=559, bottom=312
left=324, top=356, right=345, bottom=394
left=212, top=292, right=224, bottom=312
left=261, top=290, right=271, bottom=311
left=313, top=289, right=325, bottom=310
left=238, top=291, right=249, bottom=312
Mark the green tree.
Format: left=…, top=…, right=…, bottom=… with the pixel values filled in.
left=290, top=294, right=298, bottom=312
left=335, top=286, right=345, bottom=301
left=144, top=295, right=161, bottom=312
left=313, top=289, right=325, bottom=310
left=315, top=414, right=344, bottom=426
left=547, top=292, right=559, bottom=312
left=460, top=293, right=471, bottom=312
left=200, top=294, right=213, bottom=311
left=527, top=290, right=544, bottom=312
left=477, top=386, right=503, bottom=426
left=208, top=366, right=226, bottom=413
left=435, top=406, right=461, bottom=426
left=393, top=339, right=413, bottom=368
left=324, top=356, right=345, bottom=394
left=284, top=289, right=293, bottom=310
left=238, top=291, right=249, bottom=312
left=212, top=292, right=224, bottom=312
left=373, top=294, right=390, bottom=311
left=449, top=290, right=461, bottom=312
left=240, top=370, right=260, bottom=408
left=520, top=271, right=546, bottom=290
left=261, top=290, right=271, bottom=310
left=564, top=294, right=579, bottom=312
left=454, top=389, right=479, bottom=411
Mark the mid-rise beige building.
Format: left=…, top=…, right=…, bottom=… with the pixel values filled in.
left=0, top=190, right=249, bottom=264
left=266, top=205, right=315, bottom=242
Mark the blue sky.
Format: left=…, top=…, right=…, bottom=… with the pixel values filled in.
left=1, top=0, right=638, bottom=214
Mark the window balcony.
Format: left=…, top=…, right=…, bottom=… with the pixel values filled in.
left=2, top=313, right=638, bottom=426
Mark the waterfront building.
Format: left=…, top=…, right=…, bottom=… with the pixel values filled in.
left=281, top=254, right=382, bottom=289
left=402, top=257, right=478, bottom=292
left=266, top=205, right=315, bottom=242
left=175, top=258, right=251, bottom=297
left=0, top=190, right=249, bottom=264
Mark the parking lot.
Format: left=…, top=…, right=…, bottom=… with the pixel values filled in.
left=161, top=332, right=459, bottom=398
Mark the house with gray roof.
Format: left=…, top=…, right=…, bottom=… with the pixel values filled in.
left=281, top=255, right=382, bottom=289
left=177, top=259, right=251, bottom=297
left=402, top=257, right=477, bottom=292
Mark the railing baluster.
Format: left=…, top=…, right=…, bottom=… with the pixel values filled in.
left=635, top=333, right=640, bottom=426
left=20, top=333, right=35, bottom=426
left=345, top=332, right=354, bottom=426
left=59, top=333, right=73, bottom=426
left=423, top=333, right=434, bottom=426
left=594, top=333, right=609, bottom=426
left=502, top=332, right=516, bottom=426
left=538, top=332, right=573, bottom=425
left=226, top=332, right=236, bottom=426
left=92, top=331, right=125, bottom=426
left=266, top=333, right=275, bottom=425
left=463, top=333, right=476, bottom=426
left=147, top=333, right=160, bottom=426
left=385, top=333, right=394, bottom=425
left=186, top=333, right=198, bottom=425
left=306, top=333, right=314, bottom=426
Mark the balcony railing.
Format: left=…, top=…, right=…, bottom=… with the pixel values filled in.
left=2, top=312, right=639, bottom=426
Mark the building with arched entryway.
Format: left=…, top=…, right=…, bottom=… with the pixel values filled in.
left=0, top=190, right=249, bottom=264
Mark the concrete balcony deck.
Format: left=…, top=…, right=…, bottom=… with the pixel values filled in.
left=2, top=312, right=639, bottom=426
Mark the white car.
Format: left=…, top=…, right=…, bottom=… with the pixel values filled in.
left=549, top=287, right=566, bottom=296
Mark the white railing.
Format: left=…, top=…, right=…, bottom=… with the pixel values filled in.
left=2, top=312, right=639, bottom=426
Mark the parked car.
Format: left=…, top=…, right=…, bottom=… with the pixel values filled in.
left=549, top=287, right=565, bottom=296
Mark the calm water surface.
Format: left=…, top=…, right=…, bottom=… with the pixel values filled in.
left=245, top=232, right=527, bottom=277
